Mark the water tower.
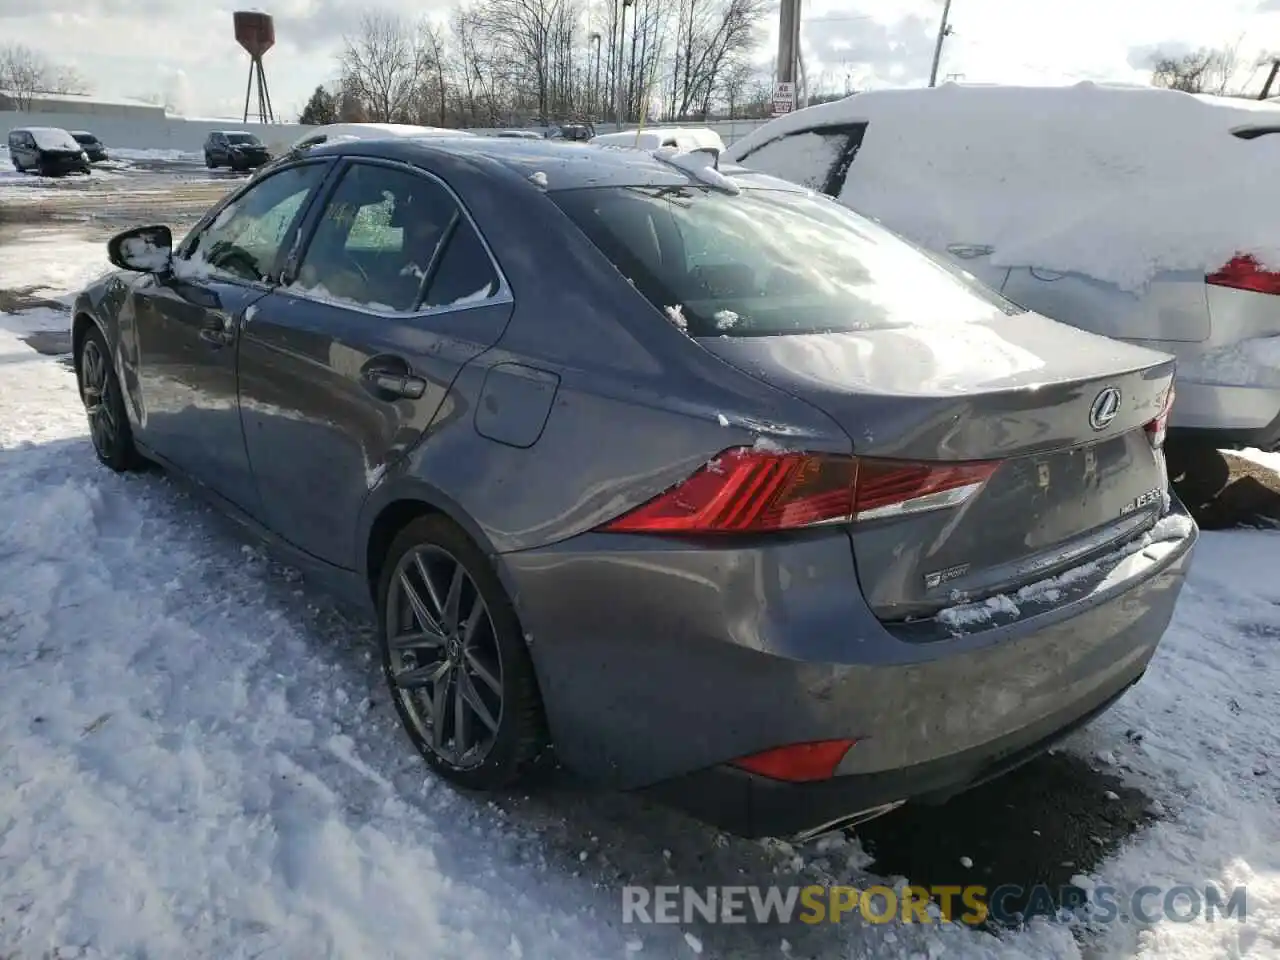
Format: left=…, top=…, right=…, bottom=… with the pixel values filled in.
left=234, top=11, right=276, bottom=124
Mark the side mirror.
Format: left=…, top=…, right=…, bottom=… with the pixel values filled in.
left=108, top=224, right=173, bottom=273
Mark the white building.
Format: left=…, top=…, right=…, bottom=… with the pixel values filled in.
left=0, top=91, right=165, bottom=120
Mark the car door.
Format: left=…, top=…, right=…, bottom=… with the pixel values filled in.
left=236, top=157, right=513, bottom=567
left=16, top=132, right=36, bottom=167
left=119, top=160, right=333, bottom=512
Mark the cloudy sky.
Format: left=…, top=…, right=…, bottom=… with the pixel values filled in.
left=2, top=0, right=1277, bottom=119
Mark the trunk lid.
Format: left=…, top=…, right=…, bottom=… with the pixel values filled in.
left=698, top=313, right=1176, bottom=621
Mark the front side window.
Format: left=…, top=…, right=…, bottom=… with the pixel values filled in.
left=288, top=162, right=460, bottom=312
left=180, top=163, right=328, bottom=283
left=552, top=185, right=1023, bottom=337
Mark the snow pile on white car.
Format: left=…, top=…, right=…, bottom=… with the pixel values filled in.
left=726, top=83, right=1280, bottom=292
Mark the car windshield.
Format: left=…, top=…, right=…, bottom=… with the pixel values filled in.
left=29, top=128, right=82, bottom=151
left=72, top=133, right=97, bottom=144
left=551, top=185, right=1023, bottom=337
left=227, top=134, right=261, bottom=145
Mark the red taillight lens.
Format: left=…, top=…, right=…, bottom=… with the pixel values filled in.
left=1207, top=255, right=1280, bottom=295
left=599, top=450, right=856, bottom=533
left=1145, top=383, right=1175, bottom=449
left=597, top=449, right=1000, bottom=534
left=730, top=739, right=858, bottom=782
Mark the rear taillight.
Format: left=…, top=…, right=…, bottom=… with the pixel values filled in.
left=1207, top=255, right=1280, bottom=295
left=596, top=449, right=1000, bottom=534
left=1145, top=384, right=1175, bottom=449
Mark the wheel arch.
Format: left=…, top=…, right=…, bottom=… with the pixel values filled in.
left=71, top=309, right=101, bottom=364
left=359, top=478, right=514, bottom=606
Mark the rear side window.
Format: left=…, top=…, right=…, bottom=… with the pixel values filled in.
left=421, top=221, right=500, bottom=308
left=552, top=185, right=1021, bottom=337
left=735, top=124, right=866, bottom=197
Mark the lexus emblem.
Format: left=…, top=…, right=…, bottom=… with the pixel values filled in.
left=1089, top=387, right=1122, bottom=431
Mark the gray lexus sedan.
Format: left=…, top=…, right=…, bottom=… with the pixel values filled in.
left=72, top=136, right=1197, bottom=840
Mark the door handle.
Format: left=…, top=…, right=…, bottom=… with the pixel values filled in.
left=199, top=314, right=235, bottom=347
left=362, top=367, right=427, bottom=400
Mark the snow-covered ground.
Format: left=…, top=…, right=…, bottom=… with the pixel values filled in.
left=2, top=233, right=1279, bottom=959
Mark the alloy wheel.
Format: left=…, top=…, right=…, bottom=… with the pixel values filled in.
left=80, top=339, right=119, bottom=457
left=385, top=544, right=505, bottom=769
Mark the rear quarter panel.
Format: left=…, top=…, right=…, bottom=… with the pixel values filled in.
left=368, top=156, right=851, bottom=556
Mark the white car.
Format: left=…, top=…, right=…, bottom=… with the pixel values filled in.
left=591, top=126, right=724, bottom=156
left=725, top=83, right=1280, bottom=488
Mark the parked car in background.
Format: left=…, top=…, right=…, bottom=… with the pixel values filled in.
left=545, top=121, right=594, bottom=141
left=592, top=126, right=725, bottom=156
left=204, top=131, right=271, bottom=172
left=72, top=136, right=1195, bottom=840
left=724, top=83, right=1280, bottom=492
left=7, top=126, right=91, bottom=176
left=70, top=130, right=108, bottom=163
left=497, top=130, right=544, bottom=139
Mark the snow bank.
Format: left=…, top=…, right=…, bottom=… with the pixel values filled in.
left=108, top=147, right=202, bottom=162
left=727, top=83, right=1280, bottom=292
left=0, top=230, right=112, bottom=299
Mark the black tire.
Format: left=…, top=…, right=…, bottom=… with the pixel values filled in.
left=205, top=152, right=217, bottom=169
left=1165, top=437, right=1231, bottom=510
left=376, top=514, right=547, bottom=791
left=76, top=325, right=143, bottom=472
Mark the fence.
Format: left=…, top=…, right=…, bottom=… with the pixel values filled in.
left=1, top=110, right=772, bottom=156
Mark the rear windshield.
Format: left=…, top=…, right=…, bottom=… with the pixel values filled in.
left=551, top=185, right=1022, bottom=337
left=227, top=133, right=261, bottom=145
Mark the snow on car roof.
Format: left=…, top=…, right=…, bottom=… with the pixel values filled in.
left=289, top=123, right=470, bottom=150
left=23, top=127, right=83, bottom=151
left=726, top=82, right=1280, bottom=291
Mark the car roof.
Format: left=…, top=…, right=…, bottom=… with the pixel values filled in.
left=303, top=135, right=806, bottom=193
left=20, top=126, right=72, bottom=135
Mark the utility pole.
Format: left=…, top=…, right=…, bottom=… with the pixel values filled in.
left=1260, top=57, right=1280, bottom=99
left=775, top=0, right=802, bottom=115
left=590, top=32, right=602, bottom=119
left=615, top=0, right=634, bottom=125
left=928, top=0, right=953, bottom=88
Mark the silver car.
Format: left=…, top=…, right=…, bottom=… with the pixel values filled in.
left=725, top=94, right=1280, bottom=492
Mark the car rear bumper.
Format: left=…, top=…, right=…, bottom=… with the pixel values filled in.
left=1168, top=378, right=1280, bottom=451
left=642, top=670, right=1140, bottom=839
left=500, top=501, right=1196, bottom=836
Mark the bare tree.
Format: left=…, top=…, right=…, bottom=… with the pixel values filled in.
left=0, top=44, right=44, bottom=109
left=0, top=43, right=88, bottom=108
left=340, top=12, right=429, bottom=122
left=1151, top=43, right=1247, bottom=96
left=329, top=0, right=767, bottom=128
